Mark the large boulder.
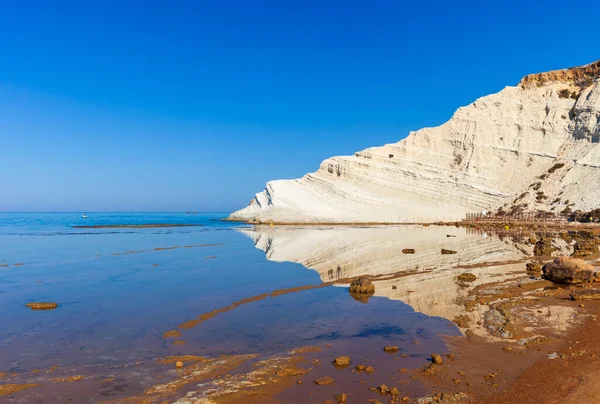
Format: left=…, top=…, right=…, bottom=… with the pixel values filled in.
left=542, top=257, right=597, bottom=284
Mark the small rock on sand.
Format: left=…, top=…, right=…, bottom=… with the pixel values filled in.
left=431, top=354, right=443, bottom=364
left=383, top=346, right=399, bottom=353
left=441, top=249, right=457, bottom=254
left=457, top=273, right=476, bottom=282
left=402, top=249, right=415, bottom=254
left=25, top=302, right=58, bottom=310
left=332, top=356, right=351, bottom=368
left=571, top=289, right=600, bottom=301
left=315, top=376, right=334, bottom=385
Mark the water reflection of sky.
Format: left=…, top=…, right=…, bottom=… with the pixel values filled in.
left=1, top=215, right=470, bottom=373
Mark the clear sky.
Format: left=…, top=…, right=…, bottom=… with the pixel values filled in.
left=1, top=0, right=599, bottom=212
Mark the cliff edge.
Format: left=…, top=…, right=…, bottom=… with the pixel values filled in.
left=229, top=60, right=600, bottom=223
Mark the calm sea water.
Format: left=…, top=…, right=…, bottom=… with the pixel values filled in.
left=1, top=213, right=490, bottom=402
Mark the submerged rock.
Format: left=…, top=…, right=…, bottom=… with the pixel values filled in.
left=315, top=376, right=334, bottom=385
left=332, top=356, right=351, bottom=368
left=383, top=346, right=399, bottom=353
left=542, top=257, right=597, bottom=284
left=355, top=364, right=375, bottom=373
left=25, top=302, right=58, bottom=310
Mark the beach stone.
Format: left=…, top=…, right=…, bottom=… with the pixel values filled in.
left=383, top=346, right=399, bottom=353
left=25, top=302, right=58, bottom=310
left=332, top=356, right=351, bottom=368
left=378, top=384, right=389, bottom=394
left=349, top=278, right=375, bottom=294
left=336, top=393, right=347, bottom=403
left=526, top=261, right=543, bottom=277
left=431, top=354, right=443, bottom=364
left=572, top=237, right=600, bottom=258
left=534, top=238, right=553, bottom=257
left=390, top=387, right=400, bottom=396
left=175, top=361, right=184, bottom=368
left=457, top=273, right=476, bottom=282
left=571, top=289, right=600, bottom=301
left=542, top=257, right=596, bottom=284
left=402, top=248, right=415, bottom=254
left=349, top=278, right=375, bottom=303
left=277, top=367, right=309, bottom=377
left=441, top=249, right=457, bottom=254
left=315, top=376, right=334, bottom=385
left=355, top=364, right=375, bottom=373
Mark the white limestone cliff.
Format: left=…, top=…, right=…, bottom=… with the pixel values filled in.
left=229, top=60, right=600, bottom=223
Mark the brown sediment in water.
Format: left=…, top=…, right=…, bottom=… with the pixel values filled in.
left=0, top=383, right=39, bottom=396
left=162, top=330, right=182, bottom=338
left=51, top=375, right=88, bottom=383
left=183, top=243, right=224, bottom=248
left=154, top=246, right=180, bottom=251
left=73, top=224, right=204, bottom=229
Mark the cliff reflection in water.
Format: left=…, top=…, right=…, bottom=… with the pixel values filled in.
left=239, top=225, right=531, bottom=325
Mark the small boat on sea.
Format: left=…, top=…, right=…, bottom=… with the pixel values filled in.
left=82, top=214, right=88, bottom=219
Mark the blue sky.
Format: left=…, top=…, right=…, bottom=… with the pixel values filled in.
left=1, top=0, right=599, bottom=212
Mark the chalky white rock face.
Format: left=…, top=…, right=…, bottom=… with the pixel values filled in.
left=230, top=61, right=600, bottom=223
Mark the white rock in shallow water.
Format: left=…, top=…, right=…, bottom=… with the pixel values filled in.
left=229, top=60, right=600, bottom=223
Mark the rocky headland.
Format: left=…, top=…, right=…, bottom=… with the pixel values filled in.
left=229, top=60, right=600, bottom=224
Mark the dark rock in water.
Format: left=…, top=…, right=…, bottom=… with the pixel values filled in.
left=534, top=238, right=553, bottom=257
left=526, top=261, right=543, bottom=277
left=332, top=356, right=351, bottom=368
left=402, top=248, right=415, bottom=254
left=571, top=289, right=600, bottom=301
left=542, top=257, right=596, bottom=284
left=349, top=278, right=375, bottom=294
left=441, top=249, right=457, bottom=254
left=26, top=302, right=58, bottom=310
left=383, top=346, right=399, bottom=353
left=349, top=278, right=375, bottom=303
left=457, top=273, right=476, bottom=282
left=431, top=354, right=443, bottom=364
left=314, top=376, right=334, bottom=385
left=572, top=237, right=600, bottom=258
